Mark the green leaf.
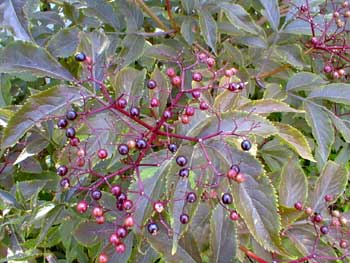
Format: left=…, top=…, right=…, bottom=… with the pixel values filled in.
left=198, top=9, right=217, bottom=52
left=274, top=122, right=315, bottom=161
left=181, top=17, right=197, bottom=45
left=181, top=0, right=195, bottom=14
left=210, top=205, right=237, bottom=263
left=1, top=85, right=89, bottom=149
left=0, top=189, right=21, bottom=209
left=36, top=205, right=63, bottom=246
left=238, top=99, right=304, bottom=114
left=0, top=0, right=32, bottom=41
left=85, top=0, right=122, bottom=30
left=47, top=27, right=80, bottom=58
left=304, top=102, right=334, bottom=166
left=219, top=3, right=258, bottom=35
left=74, top=221, right=115, bottom=247
left=308, top=83, right=350, bottom=105
left=117, top=1, right=143, bottom=32
left=327, top=111, right=350, bottom=143
left=144, top=44, right=179, bottom=60
left=0, top=74, right=11, bottom=107
left=286, top=72, right=327, bottom=91
left=279, top=161, right=308, bottom=207
left=0, top=41, right=74, bottom=81
left=258, top=0, right=280, bottom=30
left=118, top=35, right=145, bottom=68
left=310, top=161, right=348, bottom=212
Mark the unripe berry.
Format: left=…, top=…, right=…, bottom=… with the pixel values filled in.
left=98, top=253, right=108, bottom=263
left=116, top=98, right=127, bottom=109
left=241, top=139, right=252, bottom=151
left=192, top=91, right=201, bottom=99
left=111, top=185, right=122, bottom=197
left=147, top=79, right=157, bottom=89
left=91, top=189, right=102, bottom=200
left=163, top=110, right=172, bottom=119
left=311, top=37, right=318, bottom=45
left=305, top=207, right=313, bottom=215
left=333, top=71, right=340, bottom=79
left=227, top=165, right=240, bottom=179
left=180, top=213, right=190, bottom=224
left=150, top=98, right=160, bottom=108
left=199, top=101, right=209, bottom=110
left=171, top=76, right=181, bottom=87
left=222, top=193, right=233, bottom=204
left=234, top=173, right=246, bottom=183
left=115, top=242, right=126, bottom=253
left=206, top=57, right=215, bottom=67
left=320, top=225, right=329, bottom=235
left=66, top=110, right=77, bottom=121
left=168, top=143, right=177, bottom=153
left=96, top=215, right=105, bottom=225
left=116, top=226, right=127, bottom=238
left=57, top=165, right=68, bottom=176
left=323, top=65, right=333, bottom=73
left=324, top=194, right=333, bottom=202
left=339, top=216, right=347, bottom=226
left=127, top=140, right=136, bottom=149
left=75, top=52, right=86, bottom=62
left=198, top=53, right=207, bottom=61
left=147, top=222, right=159, bottom=235
left=294, top=201, right=303, bottom=211
left=76, top=200, right=88, bottom=213
left=312, top=213, right=323, bottom=223
left=340, top=240, right=348, bottom=249
left=180, top=115, right=190, bottom=124
left=70, top=137, right=80, bottom=147
left=117, top=193, right=127, bottom=204
left=92, top=206, right=103, bottom=217
left=166, top=67, right=176, bottom=78
left=345, top=10, right=350, bottom=18
left=185, top=106, right=195, bottom=116
left=123, top=199, right=133, bottom=211
left=332, top=210, right=340, bottom=218
left=109, top=233, right=119, bottom=245
left=334, top=11, right=340, bottom=18
left=229, top=210, right=240, bottom=221
left=186, top=192, right=197, bottom=203
left=153, top=201, right=164, bottom=213
left=192, top=72, right=203, bottom=82
left=342, top=1, right=349, bottom=8
left=118, top=144, right=129, bottom=155
left=77, top=149, right=85, bottom=157
left=84, top=56, right=92, bottom=65
left=130, top=106, right=140, bottom=117
left=136, top=139, right=147, bottom=150
left=97, top=149, right=108, bottom=159
left=66, top=127, right=76, bottom=138
left=124, top=215, right=134, bottom=228
left=176, top=156, right=188, bottom=166
left=338, top=69, right=345, bottom=77
left=57, top=119, right=68, bottom=129
left=224, top=69, right=234, bottom=77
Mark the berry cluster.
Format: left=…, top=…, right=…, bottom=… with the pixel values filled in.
left=293, top=0, right=350, bottom=79
left=54, top=50, right=258, bottom=262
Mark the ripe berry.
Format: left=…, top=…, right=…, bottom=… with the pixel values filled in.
left=320, top=225, right=329, bottom=235
left=57, top=165, right=68, bottom=176
left=57, top=119, right=68, bottom=129
left=227, top=165, right=240, bottom=179
left=97, top=149, right=108, bottom=159
left=123, top=200, right=133, bottom=210
left=185, top=106, right=195, bottom=116
left=171, top=76, right=181, bottom=87
left=181, top=115, right=190, bottom=124
left=241, top=139, right=251, bottom=151
left=168, top=143, right=177, bottom=153
left=75, top=52, right=86, bottom=62
left=176, top=156, right=187, bottom=166
left=130, top=106, right=140, bottom=117
left=163, top=110, right=172, bottom=119
left=98, top=253, right=108, bottom=263
left=313, top=213, right=323, bottom=223
left=66, top=110, right=77, bottom=121
left=206, top=57, right=215, bottom=67
left=324, top=194, right=333, bottom=202
left=124, top=215, right=134, bottom=228
left=66, top=127, right=76, bottom=138
left=192, top=72, right=203, bottom=82
left=109, top=233, right=119, bottom=245
left=147, top=79, right=157, bottom=89
left=294, top=201, right=303, bottom=211
left=311, top=37, right=318, bottom=45
left=147, top=222, right=159, bottom=235
left=166, top=67, right=176, bottom=78
left=324, top=65, right=333, bottom=73
left=180, top=213, right=190, bottom=224
left=116, top=226, right=127, bottom=238
left=118, top=144, right=129, bottom=155
left=136, top=139, right=147, bottom=150
left=117, top=193, right=127, bottom=204
left=92, top=206, right=103, bottom=217
left=340, top=240, right=348, bottom=249
left=238, top=82, right=245, bottom=90
left=115, top=242, right=126, bottom=253
left=150, top=98, right=160, bottom=108
left=199, top=101, right=209, bottom=110
left=60, top=178, right=70, bottom=188
left=300, top=4, right=308, bottom=12
left=186, top=192, right=197, bottom=203
left=229, top=210, right=240, bottom=221
left=91, top=189, right=102, bottom=200
left=192, top=91, right=201, bottom=99
left=76, top=200, right=88, bottom=213
left=179, top=168, right=190, bottom=178
left=222, top=193, right=233, bottom=204
left=70, top=137, right=80, bottom=147
left=224, top=69, right=234, bottom=77
left=127, top=140, right=136, bottom=149
left=153, top=201, right=164, bottom=213
left=116, top=98, right=127, bottom=109
left=228, top=83, right=238, bottom=92
left=111, top=185, right=122, bottom=196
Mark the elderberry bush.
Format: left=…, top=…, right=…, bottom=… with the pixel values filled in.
left=1, top=1, right=350, bottom=263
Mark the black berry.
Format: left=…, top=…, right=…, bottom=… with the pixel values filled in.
left=118, top=144, right=129, bottom=155
left=60, top=178, right=70, bottom=188
left=66, top=127, right=76, bottom=138
left=116, top=98, right=127, bottom=109
left=222, top=193, right=233, bottom=204
left=116, top=226, right=127, bottom=238
left=57, top=165, right=68, bottom=176
left=147, top=222, right=159, bottom=235
left=176, top=156, right=187, bottom=167
left=163, top=110, right=172, bottom=119
left=186, top=192, right=197, bottom=203
left=180, top=213, right=190, bottom=224
left=66, top=110, right=77, bottom=121
left=294, top=201, right=303, bottom=211
left=320, top=225, right=329, bottom=235
left=130, top=106, right=140, bottom=117
left=75, top=52, right=86, bottom=62
left=91, top=189, right=102, bottom=200
left=179, top=168, right=190, bottom=178
left=136, top=139, right=147, bottom=150
left=147, top=79, right=157, bottom=89
left=168, top=143, right=177, bottom=153
left=57, top=119, right=68, bottom=129
left=241, top=139, right=251, bottom=151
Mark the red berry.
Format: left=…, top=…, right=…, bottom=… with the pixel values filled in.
left=163, top=110, right=172, bottom=119
left=171, top=76, right=181, bottom=87
left=228, top=83, right=238, bottom=92
left=229, top=210, right=240, bottom=221
left=294, top=201, right=303, bottom=211
left=116, top=98, right=127, bottom=109
left=324, top=65, right=333, bottom=73
left=97, top=149, right=108, bottom=159
left=147, top=79, right=157, bottom=89
left=96, top=215, right=105, bottom=224
left=116, top=242, right=126, bottom=253
left=85, top=56, right=92, bottom=65
left=234, top=173, right=246, bottom=183
left=324, top=194, right=333, bottom=202
left=206, top=57, right=215, bottom=67
left=92, top=206, right=103, bottom=217
left=166, top=67, right=176, bottom=78
left=180, top=213, right=190, bottom=224
left=111, top=185, right=122, bottom=197
left=70, top=137, right=80, bottom=147
left=181, top=115, right=190, bottom=124
left=311, top=37, right=318, bottom=45
left=150, top=98, right=160, bottom=108
left=124, top=215, right=134, bottom=228
left=123, top=199, right=133, bottom=210
left=109, top=233, right=119, bottom=245
left=192, top=72, right=203, bottom=82
left=185, top=106, right=195, bottom=116
left=313, top=213, right=323, bottom=223
left=227, top=165, right=240, bottom=179
left=340, top=240, right=348, bottom=249
left=198, top=53, right=207, bottom=61
left=77, top=200, right=88, bottom=213
left=98, top=253, right=108, bottom=263
left=192, top=91, right=201, bottom=99
left=76, top=157, right=85, bottom=167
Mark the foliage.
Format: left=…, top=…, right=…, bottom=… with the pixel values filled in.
left=0, top=0, right=350, bottom=262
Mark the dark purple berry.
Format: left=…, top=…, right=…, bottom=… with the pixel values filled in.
left=57, top=165, right=68, bottom=176
left=66, top=110, right=77, bottom=121
left=320, top=225, right=329, bottom=235
left=111, top=185, right=122, bottom=197
left=222, top=193, right=233, bottom=204
left=147, top=79, right=157, bottom=89
left=199, top=101, right=208, bottom=110
left=57, top=119, right=68, bottom=129
left=179, top=168, right=190, bottom=178
left=136, top=139, right=147, bottom=150
left=180, top=213, right=190, bottom=224
left=60, top=178, right=70, bottom=188
left=192, top=91, right=201, bottom=99
left=186, top=192, right=197, bottom=203
left=130, top=107, right=140, bottom=117
left=241, top=139, right=251, bottom=151
left=147, top=222, right=159, bottom=235
left=163, top=110, right=172, bottom=119
left=122, top=199, right=133, bottom=210
left=116, top=226, right=127, bottom=238
left=238, top=82, right=245, bottom=90
left=176, top=156, right=187, bottom=167
left=118, top=144, right=129, bottom=155
left=168, top=143, right=177, bottom=153
left=116, top=98, right=127, bottom=109
left=66, top=127, right=76, bottom=138
left=313, top=213, right=323, bottom=223
left=228, top=83, right=238, bottom=92
left=91, top=189, right=102, bottom=200
left=75, top=52, right=86, bottom=62
left=117, top=193, right=127, bottom=203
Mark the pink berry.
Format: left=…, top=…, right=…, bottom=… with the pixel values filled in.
left=115, top=242, right=126, bottom=253
left=324, top=194, right=333, bottom=202
left=92, top=206, right=103, bottom=217
left=171, top=76, right=181, bottom=87
left=192, top=72, right=203, bottom=82
left=98, top=253, right=108, bottom=263
left=199, top=101, right=209, bottom=110
left=124, top=215, right=134, bottom=228
left=166, top=67, right=176, bottom=78
left=150, top=98, right=160, bottom=108
left=97, top=149, right=108, bottom=159
left=294, top=201, right=303, bottom=211
left=77, top=200, right=88, bottom=213
left=324, top=65, right=333, bottom=73
left=229, top=210, right=240, bottom=221
left=206, top=57, right=215, bottom=67
left=109, top=233, right=119, bottom=245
